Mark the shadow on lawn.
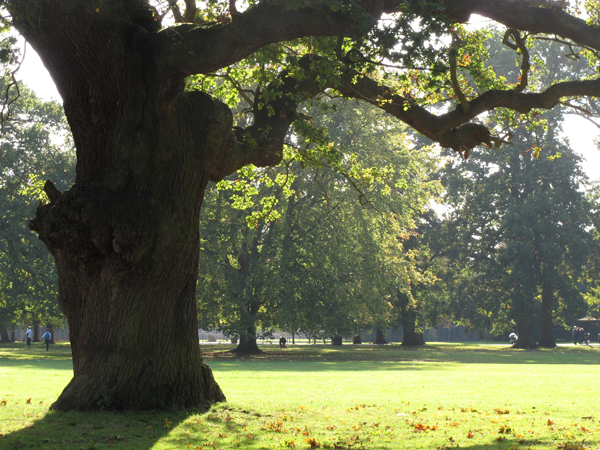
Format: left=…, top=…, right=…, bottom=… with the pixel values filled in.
left=0, top=406, right=205, bottom=450
left=1, top=405, right=563, bottom=450
left=0, top=403, right=305, bottom=450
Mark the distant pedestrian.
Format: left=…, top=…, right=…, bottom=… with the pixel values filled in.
left=42, top=328, right=52, bottom=351
left=26, top=326, right=32, bottom=348
left=279, top=336, right=287, bottom=349
left=572, top=326, right=577, bottom=344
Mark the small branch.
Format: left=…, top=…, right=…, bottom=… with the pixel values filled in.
left=167, top=0, right=184, bottom=23
left=559, top=100, right=593, bottom=116
left=183, top=0, right=197, bottom=23
left=533, top=35, right=588, bottom=59
left=503, top=29, right=530, bottom=93
left=567, top=111, right=600, bottom=129
left=43, top=180, right=62, bottom=204
left=450, top=33, right=470, bottom=113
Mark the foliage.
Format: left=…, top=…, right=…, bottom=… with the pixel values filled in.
left=0, top=81, right=74, bottom=332
left=434, top=109, right=591, bottom=340
left=198, top=98, right=441, bottom=343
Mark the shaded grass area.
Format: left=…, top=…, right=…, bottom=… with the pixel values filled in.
left=0, top=342, right=599, bottom=449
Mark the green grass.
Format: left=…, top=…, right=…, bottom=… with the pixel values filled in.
left=1, top=341, right=599, bottom=449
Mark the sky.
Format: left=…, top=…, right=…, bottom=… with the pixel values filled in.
left=17, top=41, right=600, bottom=184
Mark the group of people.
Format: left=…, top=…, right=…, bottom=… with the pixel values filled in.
left=572, top=326, right=591, bottom=345
left=25, top=326, right=53, bottom=351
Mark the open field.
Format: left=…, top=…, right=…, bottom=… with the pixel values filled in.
left=1, top=342, right=599, bottom=449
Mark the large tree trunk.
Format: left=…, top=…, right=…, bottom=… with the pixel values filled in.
left=538, top=284, right=556, bottom=348
left=12, top=1, right=231, bottom=411
left=374, top=327, right=388, bottom=344
left=10, top=328, right=15, bottom=343
left=514, top=323, right=537, bottom=349
left=1, top=328, right=10, bottom=342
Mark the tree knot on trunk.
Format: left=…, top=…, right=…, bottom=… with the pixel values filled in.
left=29, top=185, right=152, bottom=266
left=437, top=123, right=493, bottom=160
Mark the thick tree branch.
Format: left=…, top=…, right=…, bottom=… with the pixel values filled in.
left=333, top=65, right=600, bottom=154
left=153, top=0, right=600, bottom=85
left=152, top=1, right=383, bottom=81
left=383, top=0, right=600, bottom=51
left=206, top=57, right=325, bottom=181
left=209, top=49, right=600, bottom=179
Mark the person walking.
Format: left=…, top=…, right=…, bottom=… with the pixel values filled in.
left=42, top=328, right=52, bottom=352
left=26, top=326, right=32, bottom=348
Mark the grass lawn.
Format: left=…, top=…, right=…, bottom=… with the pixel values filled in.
left=1, top=341, right=599, bottom=449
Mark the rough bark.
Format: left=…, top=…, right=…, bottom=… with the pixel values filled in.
left=513, top=323, right=538, bottom=349
left=374, top=328, right=388, bottom=344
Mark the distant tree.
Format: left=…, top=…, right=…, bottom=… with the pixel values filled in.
left=0, top=82, right=74, bottom=339
left=198, top=99, right=440, bottom=350
left=438, top=111, right=590, bottom=348
left=583, top=183, right=600, bottom=319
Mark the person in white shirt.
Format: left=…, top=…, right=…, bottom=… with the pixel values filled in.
left=26, top=326, right=33, bottom=348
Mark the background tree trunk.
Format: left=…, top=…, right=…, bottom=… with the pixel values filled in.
left=10, top=329, right=15, bottom=342
left=538, top=285, right=556, bottom=348
left=332, top=336, right=343, bottom=346
left=33, top=325, right=40, bottom=343
left=353, top=335, right=362, bottom=344
left=1, top=328, right=10, bottom=342
left=374, top=328, right=388, bottom=344
left=46, top=324, right=55, bottom=344
left=514, top=323, right=538, bottom=349
left=233, top=332, right=262, bottom=354
left=402, top=330, right=425, bottom=346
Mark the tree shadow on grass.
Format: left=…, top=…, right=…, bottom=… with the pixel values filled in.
left=0, top=403, right=302, bottom=450
left=0, top=406, right=212, bottom=450
left=4, top=403, right=564, bottom=450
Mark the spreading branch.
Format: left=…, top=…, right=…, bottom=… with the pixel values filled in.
left=211, top=52, right=600, bottom=175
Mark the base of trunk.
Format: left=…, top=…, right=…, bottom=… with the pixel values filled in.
left=402, top=331, right=424, bottom=346
left=51, top=360, right=224, bottom=411
left=332, top=336, right=343, bottom=346
left=233, top=335, right=262, bottom=355
left=374, top=328, right=388, bottom=344
left=1, top=329, right=10, bottom=342
left=513, top=324, right=538, bottom=349
left=537, top=339, right=556, bottom=348
left=353, top=335, right=362, bottom=344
